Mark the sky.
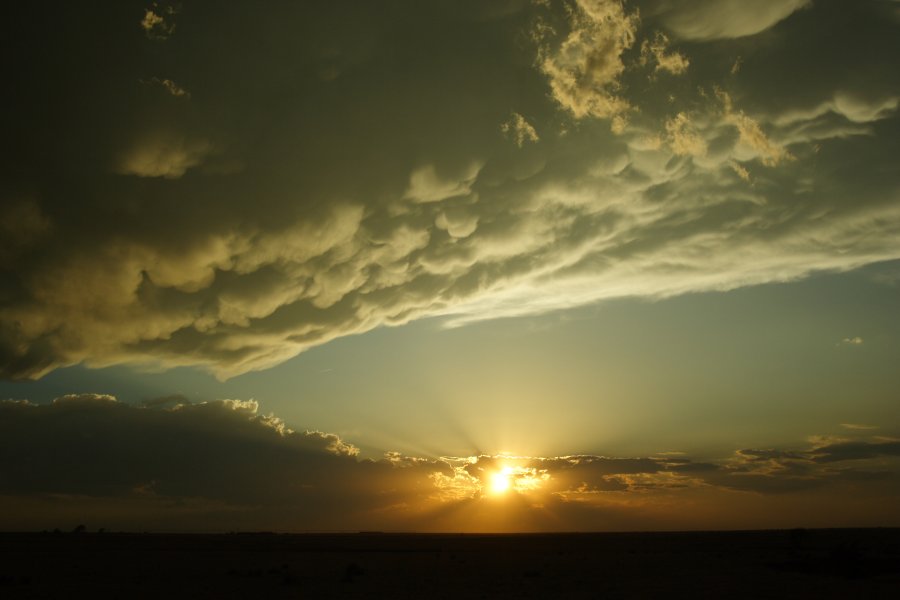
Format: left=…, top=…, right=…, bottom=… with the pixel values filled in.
left=1, top=0, right=898, bottom=532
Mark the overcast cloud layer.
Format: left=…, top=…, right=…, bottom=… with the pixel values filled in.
left=2, top=395, right=898, bottom=532
left=2, top=0, right=898, bottom=379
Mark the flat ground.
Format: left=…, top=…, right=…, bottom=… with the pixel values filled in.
left=1, top=529, right=899, bottom=598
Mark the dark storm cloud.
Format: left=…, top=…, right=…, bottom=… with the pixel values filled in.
left=811, top=440, right=900, bottom=463
left=140, top=393, right=191, bottom=407
left=732, top=441, right=900, bottom=466
left=1, top=0, right=898, bottom=379
left=0, top=394, right=363, bottom=501
left=0, top=395, right=451, bottom=529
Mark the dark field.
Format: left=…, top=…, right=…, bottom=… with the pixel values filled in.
left=1, top=529, right=899, bottom=598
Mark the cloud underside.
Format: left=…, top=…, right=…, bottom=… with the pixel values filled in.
left=649, top=0, right=812, bottom=40
left=1, top=395, right=898, bottom=532
left=1, top=0, right=898, bottom=379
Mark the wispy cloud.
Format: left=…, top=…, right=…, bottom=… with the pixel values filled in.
left=140, top=77, right=190, bottom=99
left=841, top=423, right=877, bottom=430
left=501, top=113, right=539, bottom=148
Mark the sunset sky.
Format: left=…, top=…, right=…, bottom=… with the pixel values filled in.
left=1, top=0, right=899, bottom=532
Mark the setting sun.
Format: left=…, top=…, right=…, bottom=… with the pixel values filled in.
left=490, top=467, right=513, bottom=495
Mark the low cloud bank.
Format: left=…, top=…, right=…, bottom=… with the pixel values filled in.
left=1, top=395, right=897, bottom=531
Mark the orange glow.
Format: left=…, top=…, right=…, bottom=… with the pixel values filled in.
left=429, top=455, right=553, bottom=503
left=490, top=466, right=513, bottom=494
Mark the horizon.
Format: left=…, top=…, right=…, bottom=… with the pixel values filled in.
left=1, top=0, right=899, bottom=534
left=5, top=526, right=900, bottom=536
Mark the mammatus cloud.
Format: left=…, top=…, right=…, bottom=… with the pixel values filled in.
left=404, top=163, right=482, bottom=204
left=116, top=132, right=214, bottom=178
left=1, top=0, right=898, bottom=378
left=647, top=0, right=811, bottom=40
left=1, top=395, right=898, bottom=531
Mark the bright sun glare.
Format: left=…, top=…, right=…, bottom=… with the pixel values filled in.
left=490, top=466, right=513, bottom=495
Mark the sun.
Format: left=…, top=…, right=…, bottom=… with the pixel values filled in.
left=489, top=466, right=513, bottom=495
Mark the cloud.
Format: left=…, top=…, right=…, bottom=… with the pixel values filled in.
left=0, top=198, right=51, bottom=266
left=717, top=90, right=794, bottom=166
left=537, top=0, right=639, bottom=122
left=841, top=423, right=877, bottom=430
left=811, top=440, right=900, bottom=463
left=141, top=77, right=190, bottom=99
left=404, top=163, right=482, bottom=204
left=647, top=0, right=811, bottom=40
left=435, top=207, right=479, bottom=239
left=1, top=395, right=899, bottom=530
left=0, top=395, right=441, bottom=527
left=664, top=112, right=707, bottom=157
left=501, top=112, right=540, bottom=147
left=729, top=160, right=751, bottom=182
left=772, top=94, right=899, bottom=127
left=141, top=393, right=191, bottom=408
left=732, top=448, right=809, bottom=463
left=141, top=10, right=166, bottom=38
left=116, top=132, right=214, bottom=178
left=1, top=0, right=898, bottom=379
left=141, top=2, right=178, bottom=40
left=639, top=32, right=689, bottom=75
left=696, top=439, right=900, bottom=495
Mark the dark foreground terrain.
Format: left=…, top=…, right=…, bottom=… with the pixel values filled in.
left=1, top=529, right=899, bottom=598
